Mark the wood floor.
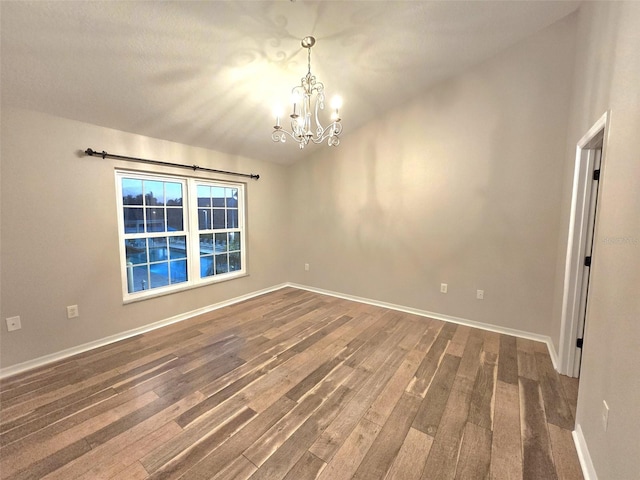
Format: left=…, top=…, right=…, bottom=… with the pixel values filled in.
left=0, top=288, right=583, bottom=480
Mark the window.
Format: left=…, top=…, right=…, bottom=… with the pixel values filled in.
left=116, top=171, right=245, bottom=301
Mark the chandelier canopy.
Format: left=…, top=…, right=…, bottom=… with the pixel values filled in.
left=272, top=36, right=342, bottom=149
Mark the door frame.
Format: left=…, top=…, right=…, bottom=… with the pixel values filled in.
left=559, top=111, right=609, bottom=377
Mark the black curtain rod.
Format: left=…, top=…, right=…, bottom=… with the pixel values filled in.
left=84, top=148, right=260, bottom=180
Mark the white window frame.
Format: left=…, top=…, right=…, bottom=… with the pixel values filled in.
left=115, top=170, right=246, bottom=302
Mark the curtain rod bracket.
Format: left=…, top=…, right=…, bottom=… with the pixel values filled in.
left=83, top=148, right=259, bottom=180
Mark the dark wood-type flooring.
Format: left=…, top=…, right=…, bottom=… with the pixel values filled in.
left=0, top=288, right=583, bottom=479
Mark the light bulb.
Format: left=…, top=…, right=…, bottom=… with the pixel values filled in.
left=273, top=104, right=283, bottom=127
left=330, top=95, right=343, bottom=110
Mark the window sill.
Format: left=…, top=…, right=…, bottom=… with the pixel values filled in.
left=122, top=271, right=248, bottom=305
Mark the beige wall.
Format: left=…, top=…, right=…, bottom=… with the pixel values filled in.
left=0, top=107, right=289, bottom=368
left=288, top=16, right=576, bottom=339
left=560, top=2, right=640, bottom=479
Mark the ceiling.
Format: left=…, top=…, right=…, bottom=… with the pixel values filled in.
left=1, top=1, right=580, bottom=165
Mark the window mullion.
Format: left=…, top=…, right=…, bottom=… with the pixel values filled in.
left=187, top=178, right=201, bottom=284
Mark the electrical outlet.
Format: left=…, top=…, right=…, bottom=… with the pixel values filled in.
left=67, top=305, right=79, bottom=319
left=477, top=289, right=484, bottom=300
left=6, top=316, right=22, bottom=332
left=304, top=263, right=310, bottom=272
left=440, top=283, right=448, bottom=294
left=602, top=400, right=609, bottom=431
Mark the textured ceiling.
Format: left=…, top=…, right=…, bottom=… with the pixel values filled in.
left=1, top=1, right=580, bottom=164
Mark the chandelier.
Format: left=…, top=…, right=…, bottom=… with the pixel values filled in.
left=272, top=36, right=342, bottom=149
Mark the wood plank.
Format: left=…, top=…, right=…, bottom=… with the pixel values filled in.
left=146, top=407, right=256, bottom=480
left=108, top=461, right=149, bottom=480
left=0, top=387, right=118, bottom=448
left=548, top=423, right=585, bottom=480
left=559, top=374, right=579, bottom=421
left=517, top=337, right=539, bottom=381
left=186, top=396, right=297, bottom=479
left=364, top=349, right=425, bottom=427
left=385, top=427, right=433, bottom=480
left=243, top=381, right=337, bottom=468
left=141, top=396, right=248, bottom=473
left=412, top=354, right=461, bottom=436
left=520, top=377, right=558, bottom=480
left=420, top=376, right=473, bottom=480
left=468, top=351, right=497, bottom=431
left=175, top=350, right=295, bottom=428
left=481, top=331, right=501, bottom=356
left=456, top=332, right=484, bottom=382
left=5, top=439, right=92, bottom=480
left=212, top=456, right=257, bottom=480
left=248, top=385, right=353, bottom=480
left=352, top=392, right=422, bottom=480
left=446, top=325, right=471, bottom=357
left=490, top=381, right=523, bottom=480
left=75, top=421, right=182, bottom=480
left=406, top=331, right=451, bottom=397
left=454, top=422, right=492, bottom=480
left=309, top=339, right=410, bottom=462
left=283, top=450, right=327, bottom=480
left=38, top=391, right=206, bottom=480
left=1, top=390, right=159, bottom=477
left=414, top=320, right=444, bottom=353
left=534, top=351, right=575, bottom=430
left=316, top=418, right=381, bottom=480
left=497, top=335, right=518, bottom=385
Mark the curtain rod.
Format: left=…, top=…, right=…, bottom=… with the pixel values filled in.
left=84, top=148, right=260, bottom=180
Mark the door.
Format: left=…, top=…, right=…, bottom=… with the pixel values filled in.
left=574, top=146, right=602, bottom=377
left=560, top=111, right=608, bottom=378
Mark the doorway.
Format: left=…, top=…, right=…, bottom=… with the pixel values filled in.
left=559, top=112, right=608, bottom=378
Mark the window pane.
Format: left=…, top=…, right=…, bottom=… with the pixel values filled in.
left=149, top=237, right=168, bottom=262
left=145, top=180, right=165, bottom=206
left=123, top=207, right=144, bottom=233
left=215, top=232, right=228, bottom=253
left=228, top=232, right=240, bottom=251
left=118, top=173, right=245, bottom=297
left=146, top=208, right=166, bottom=232
left=129, top=265, right=149, bottom=292
left=226, top=188, right=238, bottom=207
left=200, top=256, right=214, bottom=278
left=215, top=254, right=229, bottom=274
left=229, top=252, right=241, bottom=272
left=125, top=239, right=147, bottom=265
left=198, top=185, right=211, bottom=207
left=165, top=182, right=183, bottom=206
left=150, top=262, right=169, bottom=288
left=213, top=209, right=225, bottom=229
left=198, top=209, right=211, bottom=230
left=212, top=187, right=225, bottom=207
left=167, top=208, right=183, bottom=231
left=170, top=259, right=188, bottom=284
left=226, top=209, right=238, bottom=229
left=169, top=236, right=187, bottom=259
left=122, top=179, right=143, bottom=205
left=200, top=233, right=213, bottom=255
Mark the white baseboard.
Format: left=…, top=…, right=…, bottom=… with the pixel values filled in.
left=0, top=281, right=561, bottom=379
left=0, top=283, right=289, bottom=380
left=287, top=282, right=560, bottom=369
left=573, top=424, right=598, bottom=480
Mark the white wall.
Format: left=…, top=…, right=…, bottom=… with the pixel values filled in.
left=0, top=107, right=289, bottom=369
left=559, top=2, right=640, bottom=479
left=287, top=16, right=577, bottom=341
